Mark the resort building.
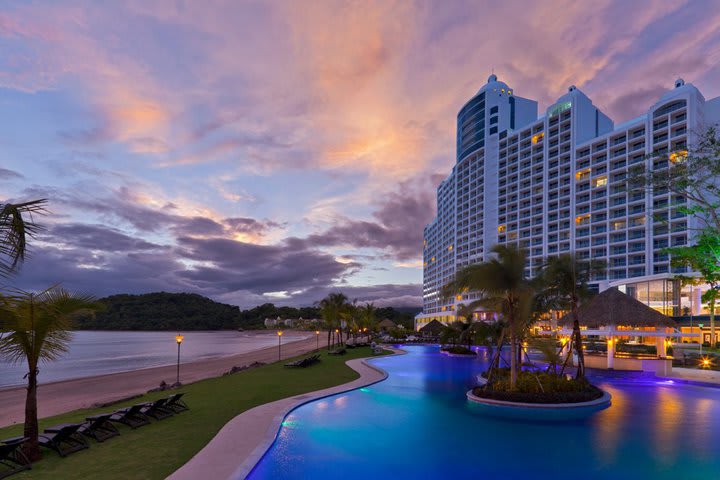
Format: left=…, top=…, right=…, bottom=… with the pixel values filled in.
left=417, top=75, right=720, bottom=335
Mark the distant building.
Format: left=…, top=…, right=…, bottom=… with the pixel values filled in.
left=417, top=75, right=720, bottom=331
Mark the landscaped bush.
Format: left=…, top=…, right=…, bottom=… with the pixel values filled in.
left=473, top=368, right=604, bottom=404
left=441, top=345, right=476, bottom=355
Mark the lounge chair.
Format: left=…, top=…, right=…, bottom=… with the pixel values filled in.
left=164, top=393, right=189, bottom=413
left=285, top=354, right=321, bottom=368
left=0, top=438, right=30, bottom=479
left=328, top=348, right=347, bottom=356
left=139, top=399, right=174, bottom=420
left=79, top=414, right=120, bottom=442
left=38, top=424, right=89, bottom=457
left=109, top=404, right=151, bottom=429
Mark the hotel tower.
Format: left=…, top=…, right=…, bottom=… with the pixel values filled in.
left=416, top=75, right=720, bottom=331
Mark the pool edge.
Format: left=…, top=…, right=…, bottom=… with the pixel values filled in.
left=165, top=347, right=405, bottom=480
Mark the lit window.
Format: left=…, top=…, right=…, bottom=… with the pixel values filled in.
left=431, top=257, right=436, bottom=262
left=448, top=245, right=453, bottom=251
left=576, top=214, right=591, bottom=225
left=532, top=132, right=544, bottom=144
left=456, top=295, right=462, bottom=301
left=593, top=176, right=608, bottom=187
left=576, top=169, right=591, bottom=181
left=498, top=224, right=506, bottom=233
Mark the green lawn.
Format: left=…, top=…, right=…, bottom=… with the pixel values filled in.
left=0, top=346, right=386, bottom=480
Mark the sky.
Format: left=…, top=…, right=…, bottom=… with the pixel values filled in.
left=1, top=0, right=719, bottom=308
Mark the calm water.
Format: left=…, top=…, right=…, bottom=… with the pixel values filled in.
left=0, top=330, right=307, bottom=388
left=247, top=345, right=720, bottom=480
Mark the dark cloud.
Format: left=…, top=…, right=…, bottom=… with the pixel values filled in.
left=175, top=236, right=356, bottom=294
left=605, top=84, right=667, bottom=122
left=0, top=168, right=24, bottom=180
left=301, top=178, right=436, bottom=260
left=49, top=223, right=163, bottom=252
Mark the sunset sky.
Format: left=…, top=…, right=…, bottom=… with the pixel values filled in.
left=2, top=0, right=719, bottom=308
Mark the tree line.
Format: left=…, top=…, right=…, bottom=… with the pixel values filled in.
left=71, top=293, right=418, bottom=331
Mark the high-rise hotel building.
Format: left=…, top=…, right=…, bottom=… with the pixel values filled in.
left=417, top=75, right=720, bottom=331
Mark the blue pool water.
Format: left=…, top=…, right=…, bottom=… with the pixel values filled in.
left=246, top=345, right=720, bottom=480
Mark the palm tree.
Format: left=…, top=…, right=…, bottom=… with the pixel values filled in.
left=539, top=254, right=605, bottom=379
left=357, top=303, right=377, bottom=341
left=317, top=292, right=349, bottom=349
left=443, top=245, right=534, bottom=390
left=0, top=200, right=47, bottom=277
left=0, top=287, right=101, bottom=461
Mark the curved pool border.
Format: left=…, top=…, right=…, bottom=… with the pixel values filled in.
left=466, top=389, right=612, bottom=420
left=167, top=348, right=404, bottom=480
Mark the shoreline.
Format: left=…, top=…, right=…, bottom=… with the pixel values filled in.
left=0, top=335, right=317, bottom=428
left=0, top=330, right=310, bottom=391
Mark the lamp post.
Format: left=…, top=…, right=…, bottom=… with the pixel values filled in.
left=699, top=323, right=704, bottom=355
left=315, top=330, right=320, bottom=351
left=336, top=328, right=341, bottom=346
left=175, top=334, right=184, bottom=386
left=277, top=330, right=283, bottom=361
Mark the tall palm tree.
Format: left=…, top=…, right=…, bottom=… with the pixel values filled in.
left=539, top=254, right=605, bottom=379
left=317, top=292, right=349, bottom=349
left=0, top=200, right=47, bottom=277
left=443, top=245, right=534, bottom=390
left=358, top=303, right=377, bottom=340
left=0, top=287, right=101, bottom=461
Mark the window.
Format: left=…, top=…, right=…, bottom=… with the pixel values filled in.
left=490, top=106, right=499, bottom=114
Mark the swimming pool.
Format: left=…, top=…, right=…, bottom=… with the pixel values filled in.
left=246, top=345, right=720, bottom=479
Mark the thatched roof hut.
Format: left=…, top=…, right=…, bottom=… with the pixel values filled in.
left=419, top=319, right=445, bottom=336
left=378, top=319, right=397, bottom=331
left=561, top=287, right=676, bottom=328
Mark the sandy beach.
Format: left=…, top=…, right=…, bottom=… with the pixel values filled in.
left=0, top=334, right=317, bottom=428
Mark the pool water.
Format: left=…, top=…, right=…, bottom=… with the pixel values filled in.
left=246, top=345, right=720, bottom=480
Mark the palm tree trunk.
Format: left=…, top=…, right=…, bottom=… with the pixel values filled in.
left=22, top=366, right=41, bottom=462
left=484, top=328, right=506, bottom=388
left=510, top=328, right=518, bottom=390
left=572, top=301, right=585, bottom=379
left=327, top=329, right=331, bottom=349
left=710, top=300, right=716, bottom=349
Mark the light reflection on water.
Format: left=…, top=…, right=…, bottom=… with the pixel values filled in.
left=247, top=345, right=720, bottom=480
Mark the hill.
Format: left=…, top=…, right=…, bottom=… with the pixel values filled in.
left=75, top=292, right=242, bottom=330
left=74, top=292, right=419, bottom=330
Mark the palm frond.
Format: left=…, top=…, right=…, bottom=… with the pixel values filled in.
left=0, top=199, right=48, bottom=277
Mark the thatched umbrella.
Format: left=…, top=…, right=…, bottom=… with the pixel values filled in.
left=378, top=319, right=397, bottom=331
left=419, top=319, right=445, bottom=336
left=560, top=287, right=676, bottom=328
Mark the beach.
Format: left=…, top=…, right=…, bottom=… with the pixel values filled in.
left=0, top=334, right=317, bottom=428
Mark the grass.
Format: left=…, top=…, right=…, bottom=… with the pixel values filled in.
left=0, top=346, right=386, bottom=480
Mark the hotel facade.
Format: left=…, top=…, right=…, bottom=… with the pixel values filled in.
left=417, top=75, right=720, bottom=337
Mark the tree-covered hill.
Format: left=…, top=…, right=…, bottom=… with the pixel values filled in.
left=74, top=292, right=243, bottom=330
left=73, top=292, right=420, bottom=330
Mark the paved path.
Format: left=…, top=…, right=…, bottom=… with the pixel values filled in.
left=167, top=350, right=399, bottom=480
left=0, top=336, right=317, bottom=428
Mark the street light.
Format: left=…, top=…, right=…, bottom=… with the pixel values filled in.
left=315, top=330, right=320, bottom=351
left=699, top=323, right=704, bottom=355
left=277, top=331, right=283, bottom=361
left=175, top=334, right=184, bottom=386
left=335, top=328, right=340, bottom=346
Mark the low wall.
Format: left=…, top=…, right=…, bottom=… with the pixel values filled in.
left=584, top=354, right=673, bottom=375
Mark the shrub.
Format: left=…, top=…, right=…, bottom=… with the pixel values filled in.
left=473, top=368, right=604, bottom=403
